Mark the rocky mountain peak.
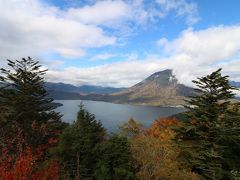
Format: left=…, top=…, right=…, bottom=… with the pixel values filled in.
left=143, top=69, right=177, bottom=86
left=112, top=69, right=194, bottom=106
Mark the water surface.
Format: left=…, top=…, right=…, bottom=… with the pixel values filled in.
left=55, top=100, right=185, bottom=132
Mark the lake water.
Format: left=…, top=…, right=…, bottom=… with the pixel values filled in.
left=55, top=100, right=186, bottom=132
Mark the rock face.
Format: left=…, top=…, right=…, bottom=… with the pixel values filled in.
left=109, top=69, right=195, bottom=106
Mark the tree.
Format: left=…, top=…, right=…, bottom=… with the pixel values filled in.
left=0, top=146, right=60, bottom=180
left=219, top=103, right=240, bottom=178
left=145, top=117, right=179, bottom=140
left=57, top=103, right=106, bottom=179
left=128, top=117, right=198, bottom=180
left=119, top=117, right=143, bottom=138
left=94, top=134, right=135, bottom=180
left=174, top=68, right=240, bottom=179
left=0, top=57, right=62, bottom=147
left=0, top=124, right=60, bottom=180
left=185, top=68, right=236, bottom=122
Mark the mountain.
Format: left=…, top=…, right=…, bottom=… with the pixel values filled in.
left=105, top=69, right=195, bottom=106
left=46, top=70, right=240, bottom=106
left=78, top=85, right=125, bottom=94
left=46, top=70, right=196, bottom=106
left=231, top=81, right=240, bottom=99
left=230, top=81, right=240, bottom=88
left=45, top=82, right=125, bottom=94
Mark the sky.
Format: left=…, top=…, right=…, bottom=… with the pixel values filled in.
left=0, top=0, right=240, bottom=87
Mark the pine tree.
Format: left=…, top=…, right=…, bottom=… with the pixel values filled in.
left=174, top=68, right=240, bottom=179
left=57, top=103, right=106, bottom=179
left=0, top=57, right=62, bottom=147
left=219, top=103, right=240, bottom=178
left=186, top=68, right=236, bottom=122
left=94, top=134, right=135, bottom=180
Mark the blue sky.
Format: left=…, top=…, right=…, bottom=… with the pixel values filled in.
left=0, top=0, right=240, bottom=87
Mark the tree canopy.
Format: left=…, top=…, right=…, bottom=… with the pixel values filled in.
left=57, top=104, right=106, bottom=178
left=0, top=57, right=62, bottom=149
left=174, top=68, right=240, bottom=179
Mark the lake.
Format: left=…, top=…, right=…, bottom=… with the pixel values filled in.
left=55, top=100, right=186, bottom=132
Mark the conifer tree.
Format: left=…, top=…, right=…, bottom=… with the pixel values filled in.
left=219, top=103, right=240, bottom=178
left=94, top=134, right=135, bottom=180
left=57, top=103, right=106, bottom=179
left=186, top=68, right=236, bottom=122
left=0, top=57, right=62, bottom=146
left=174, top=68, right=240, bottom=179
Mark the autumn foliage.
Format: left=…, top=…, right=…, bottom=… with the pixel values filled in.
left=123, top=117, right=199, bottom=180
left=0, top=123, right=60, bottom=180
left=0, top=57, right=63, bottom=179
left=0, top=146, right=60, bottom=180
left=145, top=117, right=179, bottom=140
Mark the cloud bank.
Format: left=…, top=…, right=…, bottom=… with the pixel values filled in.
left=0, top=0, right=199, bottom=59
left=47, top=25, right=240, bottom=87
left=0, top=0, right=116, bottom=59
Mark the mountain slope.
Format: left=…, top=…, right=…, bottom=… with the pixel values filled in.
left=107, top=70, right=195, bottom=106
left=230, top=81, right=240, bottom=88
left=46, top=70, right=239, bottom=106
left=45, top=82, right=125, bottom=94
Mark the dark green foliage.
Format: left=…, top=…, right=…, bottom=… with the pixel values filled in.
left=57, top=105, right=136, bottom=179
left=57, top=104, right=106, bottom=179
left=94, top=134, right=135, bottom=180
left=174, top=68, right=240, bottom=179
left=186, top=68, right=236, bottom=122
left=171, top=112, right=189, bottom=121
left=0, top=57, right=62, bottom=147
left=219, top=103, right=240, bottom=178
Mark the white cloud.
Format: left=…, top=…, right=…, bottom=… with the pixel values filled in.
left=56, top=48, right=86, bottom=58
left=156, top=37, right=168, bottom=47
left=164, top=26, right=240, bottom=63
left=67, top=1, right=131, bottom=26
left=46, top=25, right=240, bottom=88
left=160, top=25, right=240, bottom=86
left=124, top=52, right=139, bottom=61
left=90, top=53, right=116, bottom=61
left=46, top=59, right=167, bottom=87
left=41, top=59, right=65, bottom=70
left=156, top=0, right=200, bottom=25
left=0, top=0, right=116, bottom=59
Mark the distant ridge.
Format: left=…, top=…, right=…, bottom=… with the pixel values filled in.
left=230, top=81, right=240, bottom=88
left=45, top=82, right=125, bottom=95
left=47, top=70, right=240, bottom=106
